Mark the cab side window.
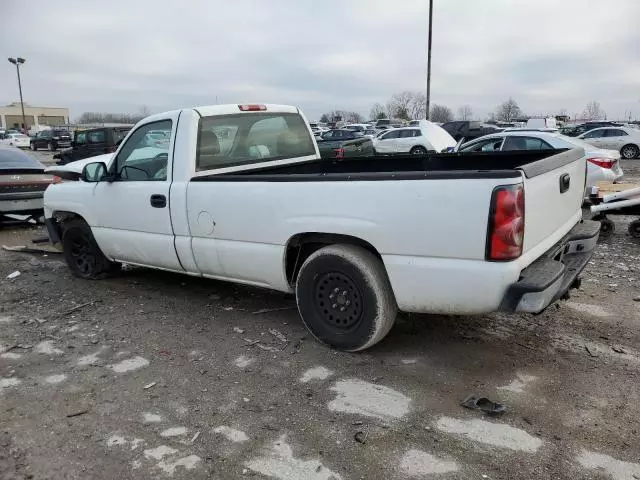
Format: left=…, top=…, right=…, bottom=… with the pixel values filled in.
left=115, top=120, right=173, bottom=181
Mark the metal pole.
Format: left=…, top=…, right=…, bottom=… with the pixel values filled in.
left=15, top=63, right=27, bottom=133
left=425, top=0, right=433, bottom=120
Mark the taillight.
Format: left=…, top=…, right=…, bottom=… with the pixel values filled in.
left=52, top=176, right=62, bottom=184
left=238, top=104, right=267, bottom=111
left=487, top=184, right=525, bottom=261
left=333, top=148, right=345, bottom=159
left=587, top=157, right=613, bottom=169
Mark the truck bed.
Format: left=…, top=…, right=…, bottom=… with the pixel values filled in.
left=192, top=149, right=573, bottom=181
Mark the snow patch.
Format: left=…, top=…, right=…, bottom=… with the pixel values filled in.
left=576, top=449, right=640, bottom=479
left=107, top=356, right=149, bottom=373
left=144, top=445, right=178, bottom=461
left=400, top=449, right=459, bottom=476
left=157, top=455, right=201, bottom=475
left=565, top=302, right=612, bottom=318
left=234, top=355, right=254, bottom=368
left=435, top=417, right=542, bottom=452
left=213, top=425, right=249, bottom=443
left=143, top=412, right=162, bottom=423
left=0, top=316, right=12, bottom=323
left=35, top=340, right=63, bottom=355
left=300, top=366, right=333, bottom=383
left=44, top=374, right=67, bottom=384
left=76, top=347, right=106, bottom=366
left=0, top=377, right=21, bottom=391
left=0, top=352, right=22, bottom=360
left=246, top=435, right=342, bottom=480
left=328, top=379, right=411, bottom=419
left=497, top=373, right=538, bottom=394
left=160, top=427, right=188, bottom=438
left=107, top=435, right=127, bottom=447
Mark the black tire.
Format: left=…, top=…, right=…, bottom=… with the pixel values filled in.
left=621, top=144, right=639, bottom=159
left=61, top=218, right=119, bottom=279
left=295, top=244, right=397, bottom=351
left=628, top=220, right=640, bottom=238
left=410, top=146, right=427, bottom=155
left=598, top=218, right=615, bottom=236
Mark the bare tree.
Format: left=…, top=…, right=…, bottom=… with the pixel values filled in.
left=457, top=105, right=473, bottom=121
left=76, top=112, right=145, bottom=124
left=138, top=105, right=150, bottom=117
left=495, top=97, right=522, bottom=122
left=320, top=110, right=364, bottom=124
left=429, top=104, right=453, bottom=123
left=388, top=91, right=414, bottom=120
left=409, top=92, right=426, bottom=120
left=369, top=103, right=387, bottom=120
left=582, top=101, right=604, bottom=121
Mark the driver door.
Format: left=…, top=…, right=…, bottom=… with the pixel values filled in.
left=89, top=115, right=182, bottom=271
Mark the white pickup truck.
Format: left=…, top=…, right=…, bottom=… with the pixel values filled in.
left=44, top=103, right=599, bottom=351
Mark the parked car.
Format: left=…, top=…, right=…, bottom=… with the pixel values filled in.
left=458, top=131, right=623, bottom=189
left=562, top=122, right=623, bottom=137
left=363, top=128, right=377, bottom=138
left=578, top=126, right=640, bottom=159
left=1, top=133, right=31, bottom=148
left=373, top=122, right=455, bottom=155
left=316, top=129, right=374, bottom=159
left=53, top=127, right=132, bottom=165
left=0, top=145, right=54, bottom=218
left=44, top=103, right=598, bottom=351
left=441, top=121, right=501, bottom=141
left=30, top=128, right=72, bottom=151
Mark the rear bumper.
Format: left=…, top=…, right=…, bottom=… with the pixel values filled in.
left=499, top=220, right=600, bottom=313
left=0, top=197, right=44, bottom=214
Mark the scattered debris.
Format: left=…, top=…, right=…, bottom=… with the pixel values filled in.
left=63, top=300, right=101, bottom=315
left=269, top=329, right=288, bottom=343
left=611, top=345, right=627, bottom=354
left=143, top=382, right=157, bottom=390
left=6, top=271, right=20, bottom=279
left=66, top=409, right=89, bottom=418
left=252, top=306, right=295, bottom=315
left=633, top=296, right=640, bottom=302
left=233, top=326, right=245, bottom=334
left=354, top=431, right=367, bottom=444
left=256, top=343, right=281, bottom=352
left=585, top=345, right=599, bottom=357
left=190, top=431, right=200, bottom=443
left=223, top=306, right=234, bottom=311
left=352, top=421, right=363, bottom=426
left=460, top=394, right=505, bottom=415
left=243, top=338, right=261, bottom=346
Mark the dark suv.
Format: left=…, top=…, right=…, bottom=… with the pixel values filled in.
left=53, top=127, right=131, bottom=165
left=441, top=121, right=501, bottom=141
left=30, top=129, right=72, bottom=151
left=561, top=121, right=623, bottom=137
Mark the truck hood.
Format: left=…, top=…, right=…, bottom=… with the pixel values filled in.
left=44, top=153, right=114, bottom=180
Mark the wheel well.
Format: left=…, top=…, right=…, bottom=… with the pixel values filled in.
left=285, top=233, right=382, bottom=285
left=50, top=211, right=88, bottom=241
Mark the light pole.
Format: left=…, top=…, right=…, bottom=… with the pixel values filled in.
left=7, top=57, right=27, bottom=133
left=425, top=0, right=433, bottom=120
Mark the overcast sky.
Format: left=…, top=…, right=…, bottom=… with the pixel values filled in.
left=2, top=0, right=639, bottom=121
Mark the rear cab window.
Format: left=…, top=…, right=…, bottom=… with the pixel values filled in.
left=196, top=112, right=315, bottom=171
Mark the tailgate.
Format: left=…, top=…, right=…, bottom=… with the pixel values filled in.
left=520, top=148, right=586, bottom=259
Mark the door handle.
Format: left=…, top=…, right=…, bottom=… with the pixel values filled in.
left=559, top=173, right=570, bottom=194
left=150, top=194, right=167, bottom=208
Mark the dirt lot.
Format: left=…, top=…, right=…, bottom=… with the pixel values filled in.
left=1, top=154, right=640, bottom=479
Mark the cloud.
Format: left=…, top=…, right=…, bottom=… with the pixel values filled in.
left=1, top=0, right=639, bottom=121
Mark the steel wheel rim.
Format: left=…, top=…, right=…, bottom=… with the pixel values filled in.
left=314, top=272, right=363, bottom=330
left=69, top=233, right=95, bottom=275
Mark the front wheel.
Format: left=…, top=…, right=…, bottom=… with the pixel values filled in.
left=621, top=144, right=639, bottom=159
left=62, top=218, right=120, bottom=279
left=295, top=244, right=397, bottom=351
left=410, top=146, right=427, bottom=155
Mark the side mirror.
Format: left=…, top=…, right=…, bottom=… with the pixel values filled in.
left=81, top=162, right=107, bottom=182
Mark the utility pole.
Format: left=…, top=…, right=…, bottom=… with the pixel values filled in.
left=425, top=0, right=433, bottom=120
left=7, top=57, right=27, bottom=133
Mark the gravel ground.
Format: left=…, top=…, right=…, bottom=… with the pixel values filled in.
left=1, top=154, right=639, bottom=479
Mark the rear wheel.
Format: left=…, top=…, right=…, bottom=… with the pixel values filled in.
left=596, top=217, right=615, bottom=236
left=628, top=220, right=640, bottom=238
left=621, top=144, right=639, bottom=159
left=295, top=244, right=397, bottom=351
left=410, top=146, right=427, bottom=155
left=62, top=218, right=119, bottom=279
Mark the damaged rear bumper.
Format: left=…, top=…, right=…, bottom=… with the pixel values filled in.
left=500, top=220, right=600, bottom=313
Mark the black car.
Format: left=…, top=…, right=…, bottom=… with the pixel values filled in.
left=561, top=121, right=624, bottom=137
left=53, top=127, right=131, bottom=165
left=441, top=121, right=501, bottom=141
left=30, top=129, right=72, bottom=151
